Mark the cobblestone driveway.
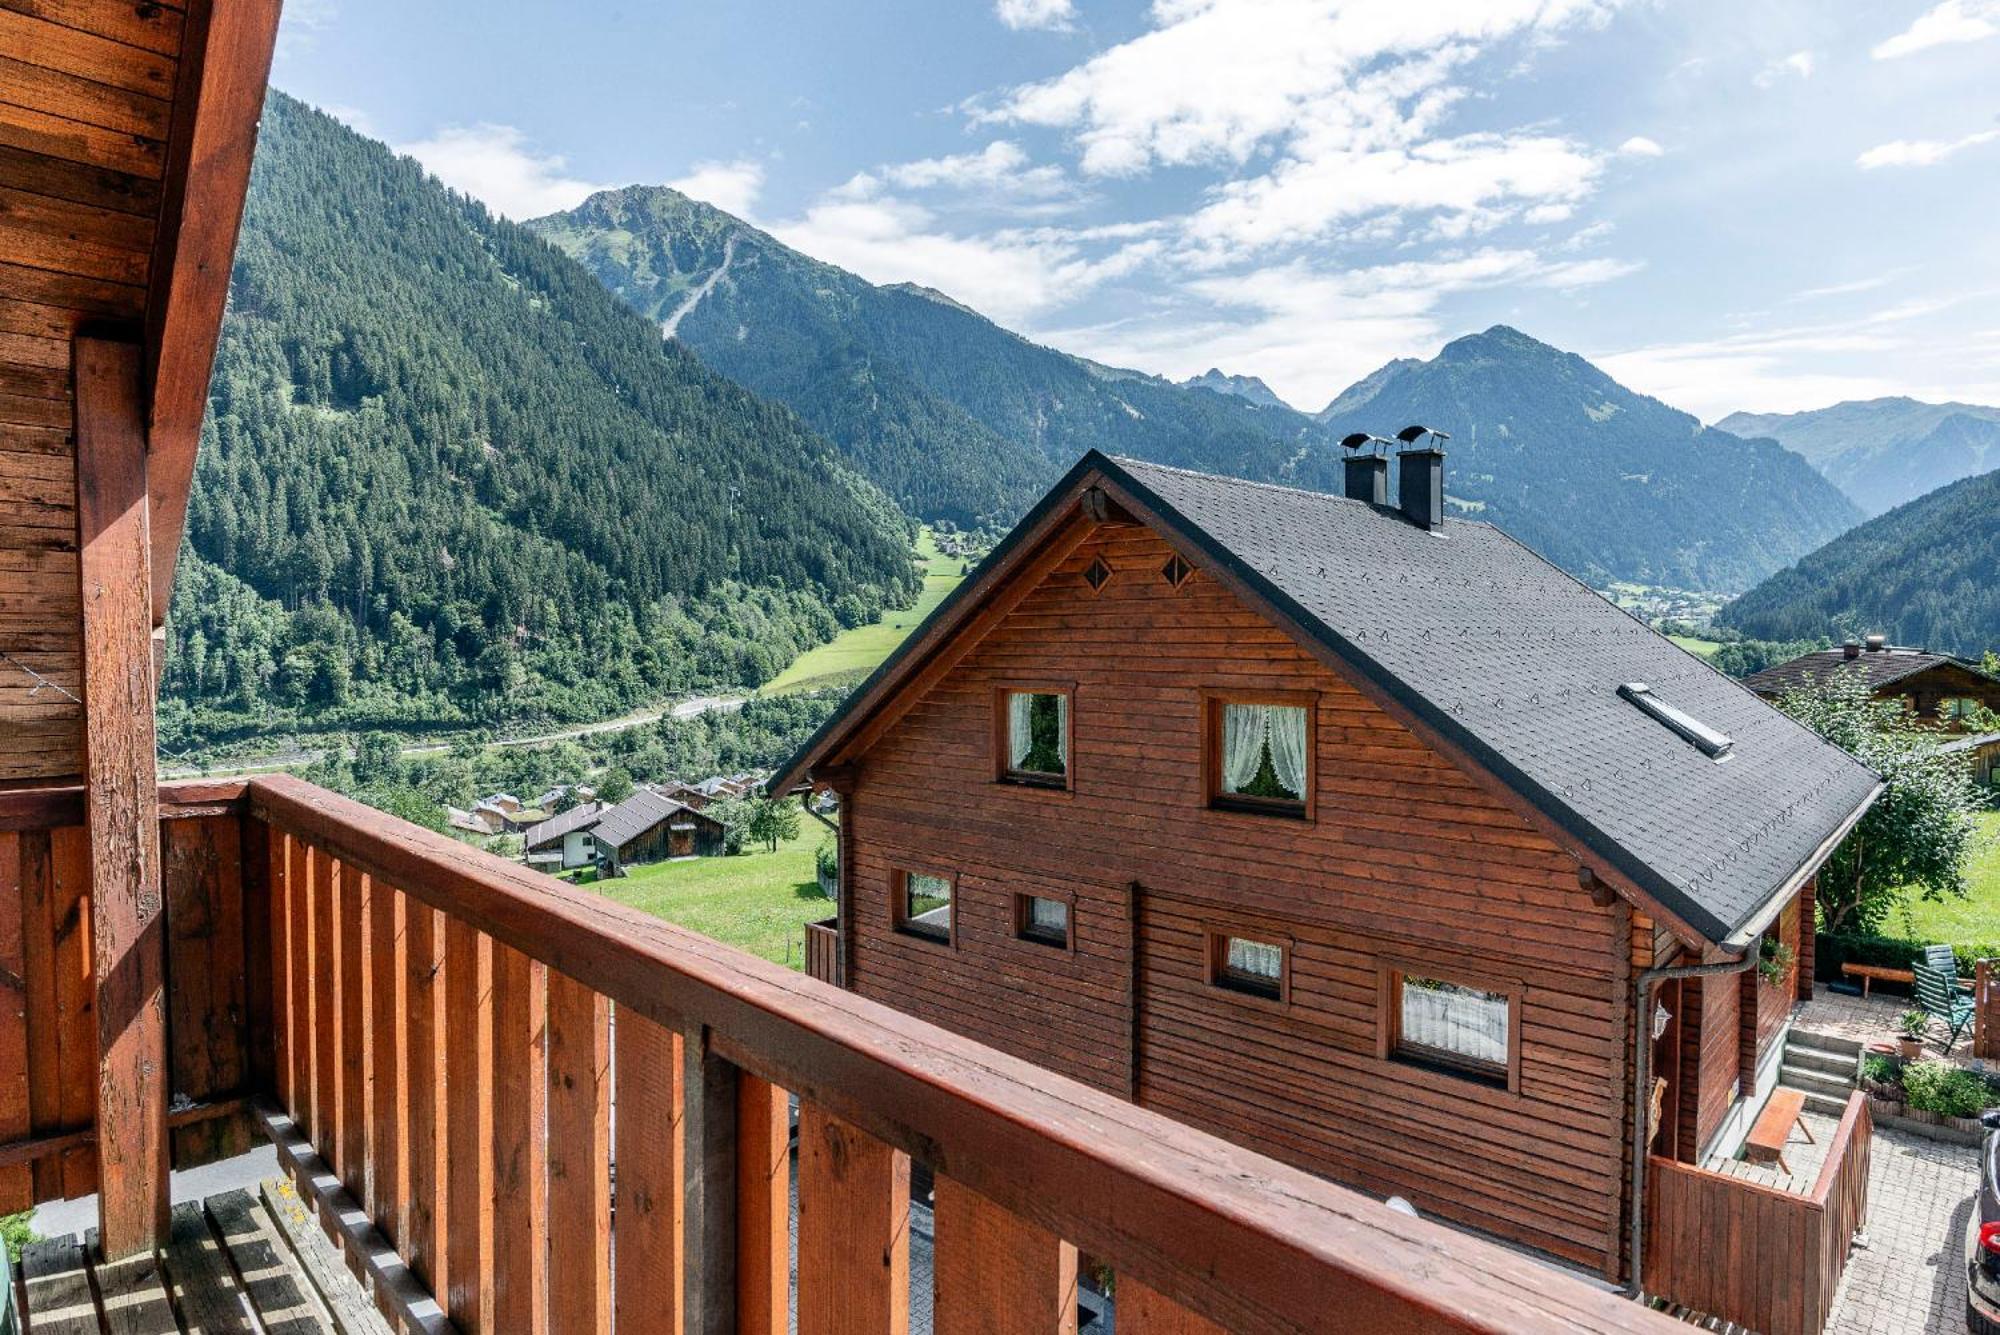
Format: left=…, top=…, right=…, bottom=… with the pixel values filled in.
left=1827, top=1123, right=1980, bottom=1335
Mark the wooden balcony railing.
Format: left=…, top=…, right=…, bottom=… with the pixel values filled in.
left=803, top=915, right=840, bottom=986
left=1643, top=1093, right=1872, bottom=1335
left=5, top=773, right=1683, bottom=1333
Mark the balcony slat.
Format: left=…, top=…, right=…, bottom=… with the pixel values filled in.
left=1116, top=1278, right=1227, bottom=1334
left=797, top=1101, right=909, bottom=1335
left=284, top=832, right=311, bottom=1140
left=682, top=1028, right=741, bottom=1335
left=50, top=825, right=94, bottom=1200
left=0, top=831, right=32, bottom=1211
left=545, top=971, right=610, bottom=1335
left=490, top=943, right=546, bottom=1334
left=367, top=881, right=401, bottom=1245
left=243, top=818, right=276, bottom=1122
left=443, top=919, right=491, bottom=1330
left=735, top=1073, right=789, bottom=1335
left=403, top=900, right=445, bottom=1299
left=339, top=867, right=367, bottom=1201
left=932, top=1174, right=1078, bottom=1335
left=611, top=1009, right=682, bottom=1331
left=310, top=846, right=336, bottom=1170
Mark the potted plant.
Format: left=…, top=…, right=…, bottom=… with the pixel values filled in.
left=1757, top=936, right=1795, bottom=986
left=1859, top=1053, right=1905, bottom=1117
left=1896, top=1009, right=1929, bottom=1060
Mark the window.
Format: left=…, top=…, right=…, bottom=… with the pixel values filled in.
left=1207, top=696, right=1312, bottom=815
left=1386, top=970, right=1514, bottom=1086
left=1208, top=931, right=1287, bottom=1002
left=1941, top=696, right=1980, bottom=723
left=1617, top=682, right=1732, bottom=759
left=998, top=688, right=1070, bottom=785
left=896, top=870, right=954, bottom=944
left=1015, top=894, right=1070, bottom=949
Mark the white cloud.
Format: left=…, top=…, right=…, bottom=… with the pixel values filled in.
left=668, top=159, right=766, bottom=218
left=854, top=141, right=1074, bottom=200
left=1873, top=0, right=2000, bottom=59
left=995, top=0, right=1075, bottom=31
left=1041, top=246, right=1638, bottom=408
left=1617, top=135, right=1664, bottom=157
left=1752, top=50, right=1815, bottom=88
left=397, top=124, right=608, bottom=220
left=1856, top=128, right=2000, bottom=169
left=275, top=0, right=336, bottom=59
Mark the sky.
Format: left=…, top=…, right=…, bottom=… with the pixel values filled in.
left=270, top=0, right=2000, bottom=420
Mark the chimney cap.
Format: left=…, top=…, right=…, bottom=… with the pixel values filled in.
left=1842, top=639, right=1861, bottom=660
left=1864, top=633, right=1886, bottom=652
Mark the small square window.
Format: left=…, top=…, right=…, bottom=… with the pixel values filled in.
left=1083, top=557, right=1112, bottom=593
left=1209, top=932, right=1286, bottom=1001
left=1208, top=698, right=1311, bottom=814
left=1388, top=971, right=1513, bottom=1086
left=1016, top=894, right=1069, bottom=948
left=1161, top=554, right=1192, bottom=588
left=896, top=870, right=953, bottom=944
left=1000, top=689, right=1069, bottom=785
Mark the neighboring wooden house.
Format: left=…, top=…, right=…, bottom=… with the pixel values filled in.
left=658, top=779, right=713, bottom=810
left=522, top=800, right=604, bottom=870
left=445, top=805, right=505, bottom=836
left=590, top=788, right=726, bottom=872
left=773, top=450, right=1882, bottom=1288
left=1744, top=637, right=2000, bottom=726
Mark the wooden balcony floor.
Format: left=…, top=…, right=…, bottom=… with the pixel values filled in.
left=15, top=1181, right=389, bottom=1335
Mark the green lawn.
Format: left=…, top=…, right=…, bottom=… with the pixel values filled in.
left=1668, top=635, right=1723, bottom=658
left=577, top=828, right=834, bottom=968
left=763, top=528, right=969, bottom=695
left=1893, top=809, right=2000, bottom=943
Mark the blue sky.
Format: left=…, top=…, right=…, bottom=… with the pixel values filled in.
left=272, top=0, right=2000, bottom=419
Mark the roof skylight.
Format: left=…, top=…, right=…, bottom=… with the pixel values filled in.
left=1618, top=683, right=1733, bottom=760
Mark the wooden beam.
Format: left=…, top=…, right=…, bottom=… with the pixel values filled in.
left=680, top=1025, right=737, bottom=1335
left=141, top=0, right=283, bottom=627
left=73, top=335, right=166, bottom=1260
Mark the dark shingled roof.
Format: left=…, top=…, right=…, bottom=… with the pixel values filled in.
left=521, top=801, right=602, bottom=852
left=592, top=789, right=721, bottom=852
left=774, top=451, right=1881, bottom=949
left=1742, top=647, right=1990, bottom=697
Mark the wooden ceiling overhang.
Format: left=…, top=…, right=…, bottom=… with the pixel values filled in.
left=1, top=0, right=282, bottom=783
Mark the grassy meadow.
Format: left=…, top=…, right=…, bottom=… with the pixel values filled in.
left=572, top=827, right=835, bottom=967
left=763, top=528, right=969, bottom=695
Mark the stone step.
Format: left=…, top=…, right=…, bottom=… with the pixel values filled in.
left=1799, top=1090, right=1851, bottom=1118
left=1779, top=1065, right=1854, bottom=1099
left=1788, top=1026, right=1864, bottom=1057
left=1782, top=1043, right=1858, bottom=1079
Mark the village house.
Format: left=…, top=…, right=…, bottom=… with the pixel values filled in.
left=589, top=787, right=727, bottom=872
left=522, top=800, right=604, bottom=869
left=774, top=449, right=1884, bottom=1310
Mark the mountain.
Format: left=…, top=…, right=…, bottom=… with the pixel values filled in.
left=526, top=186, right=1334, bottom=527
left=1181, top=368, right=1288, bottom=409
left=1716, top=398, right=2000, bottom=517
left=161, top=94, right=917, bottom=749
left=1716, top=467, right=2000, bottom=657
left=1316, top=328, right=1864, bottom=591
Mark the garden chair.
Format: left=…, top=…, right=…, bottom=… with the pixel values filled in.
left=1911, top=961, right=1975, bottom=1052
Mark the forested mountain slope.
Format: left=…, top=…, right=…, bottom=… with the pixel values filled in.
left=1717, top=467, right=2000, bottom=656
left=528, top=186, right=1332, bottom=526
left=161, top=94, right=917, bottom=749
left=1718, top=397, right=2000, bottom=516
left=1318, top=328, right=1863, bottom=591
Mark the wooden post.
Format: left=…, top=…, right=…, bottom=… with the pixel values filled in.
left=546, top=972, right=611, bottom=1335
left=1976, top=959, right=1997, bottom=1062
left=736, top=1074, right=790, bottom=1335
left=73, top=336, right=167, bottom=1261
left=681, top=1025, right=737, bottom=1335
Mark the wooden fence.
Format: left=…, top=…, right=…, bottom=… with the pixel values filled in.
left=803, top=916, right=840, bottom=987
left=1645, top=1094, right=1872, bottom=1335
left=1976, top=958, right=1998, bottom=1061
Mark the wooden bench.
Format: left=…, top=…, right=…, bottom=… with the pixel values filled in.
left=1913, top=962, right=1976, bottom=1052
left=1840, top=962, right=1912, bottom=997
left=1744, top=1088, right=1812, bottom=1174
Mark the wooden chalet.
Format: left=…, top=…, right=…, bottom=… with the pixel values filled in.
left=522, top=799, right=604, bottom=870
left=0, top=13, right=1692, bottom=1328
left=774, top=450, right=1886, bottom=1334
left=589, top=786, right=726, bottom=872
left=1744, top=636, right=2000, bottom=726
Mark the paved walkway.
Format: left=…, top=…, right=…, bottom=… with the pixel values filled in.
left=1796, top=988, right=1986, bottom=1072
left=1824, top=1122, right=1979, bottom=1335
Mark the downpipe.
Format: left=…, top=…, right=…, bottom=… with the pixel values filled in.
left=1624, top=951, right=1757, bottom=1298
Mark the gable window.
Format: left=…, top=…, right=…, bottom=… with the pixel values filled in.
left=1015, top=894, right=1070, bottom=949
left=997, top=687, right=1071, bottom=787
left=895, top=870, right=954, bottom=944
left=1207, top=696, right=1312, bottom=815
left=1384, top=969, right=1515, bottom=1087
left=1208, top=931, right=1287, bottom=1002
left=1940, top=696, right=1980, bottom=723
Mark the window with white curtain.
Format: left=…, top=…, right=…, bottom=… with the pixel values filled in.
left=1392, top=974, right=1511, bottom=1083
left=898, top=871, right=953, bottom=943
left=1214, top=700, right=1309, bottom=808
left=1211, top=932, right=1285, bottom=1000
left=1003, top=690, right=1069, bottom=783
left=1016, top=894, right=1069, bottom=948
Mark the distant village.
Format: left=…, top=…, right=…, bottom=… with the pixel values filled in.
left=445, top=769, right=789, bottom=876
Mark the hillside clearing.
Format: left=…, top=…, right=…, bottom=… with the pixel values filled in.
left=763, top=529, right=969, bottom=695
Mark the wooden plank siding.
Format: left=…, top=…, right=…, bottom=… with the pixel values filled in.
left=842, top=524, right=1633, bottom=1274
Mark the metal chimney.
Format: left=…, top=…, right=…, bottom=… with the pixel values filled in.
left=1344, top=453, right=1388, bottom=505
left=1397, top=447, right=1445, bottom=530
left=1864, top=634, right=1886, bottom=653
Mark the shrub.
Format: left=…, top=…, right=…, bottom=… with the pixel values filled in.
left=1901, top=1061, right=1998, bottom=1118
left=2, top=1209, right=35, bottom=1262
left=1859, top=1053, right=1900, bottom=1091
left=1815, top=932, right=1998, bottom=982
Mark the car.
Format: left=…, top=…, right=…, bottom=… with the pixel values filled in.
left=1971, top=1107, right=2000, bottom=1334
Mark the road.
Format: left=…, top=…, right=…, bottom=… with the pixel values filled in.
left=161, top=693, right=747, bottom=778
